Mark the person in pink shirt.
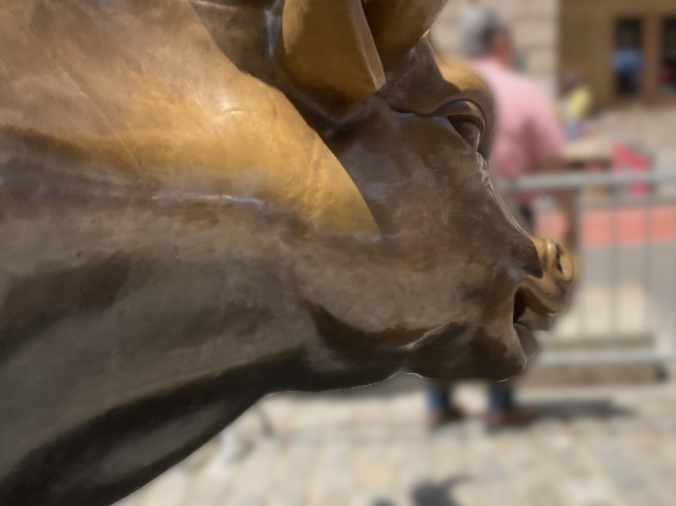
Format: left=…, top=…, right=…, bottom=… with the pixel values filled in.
left=428, top=5, right=572, bottom=429
left=466, top=5, right=570, bottom=227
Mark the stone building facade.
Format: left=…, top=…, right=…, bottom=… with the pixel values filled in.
left=560, top=0, right=676, bottom=109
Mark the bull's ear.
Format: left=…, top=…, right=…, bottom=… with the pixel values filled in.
left=280, top=0, right=385, bottom=106
left=363, top=0, right=448, bottom=69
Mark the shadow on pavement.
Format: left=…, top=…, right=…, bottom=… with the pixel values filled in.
left=374, top=477, right=469, bottom=506
left=530, top=398, right=635, bottom=420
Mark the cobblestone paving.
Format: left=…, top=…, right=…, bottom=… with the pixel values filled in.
left=116, top=378, right=676, bottom=506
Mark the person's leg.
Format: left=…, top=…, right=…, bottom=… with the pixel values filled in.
left=488, top=381, right=514, bottom=413
left=426, top=381, right=463, bottom=427
left=427, top=382, right=450, bottom=414
left=485, top=381, right=536, bottom=429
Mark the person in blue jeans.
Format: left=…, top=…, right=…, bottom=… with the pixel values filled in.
left=427, top=4, right=571, bottom=430
left=427, top=378, right=533, bottom=429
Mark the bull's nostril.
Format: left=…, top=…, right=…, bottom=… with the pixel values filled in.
left=513, top=289, right=527, bottom=323
left=555, top=245, right=564, bottom=275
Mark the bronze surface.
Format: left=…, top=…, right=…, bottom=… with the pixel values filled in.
left=0, top=1, right=572, bottom=505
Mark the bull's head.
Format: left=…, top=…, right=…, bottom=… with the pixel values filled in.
left=0, top=0, right=572, bottom=505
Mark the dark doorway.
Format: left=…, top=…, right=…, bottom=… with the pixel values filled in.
left=612, top=17, right=645, bottom=97
left=659, top=17, right=676, bottom=97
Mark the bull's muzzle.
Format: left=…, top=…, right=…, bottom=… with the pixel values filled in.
left=519, top=237, right=574, bottom=317
left=512, top=238, right=574, bottom=359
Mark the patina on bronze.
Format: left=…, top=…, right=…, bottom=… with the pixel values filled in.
left=0, top=0, right=573, bottom=505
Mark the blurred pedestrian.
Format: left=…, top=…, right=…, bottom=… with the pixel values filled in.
left=612, top=27, right=644, bottom=97
left=427, top=4, right=572, bottom=430
left=561, top=72, right=593, bottom=141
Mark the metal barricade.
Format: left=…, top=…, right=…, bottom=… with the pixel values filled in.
left=500, top=170, right=676, bottom=366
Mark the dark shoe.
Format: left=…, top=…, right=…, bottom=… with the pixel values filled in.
left=484, top=407, right=537, bottom=431
left=428, top=406, right=464, bottom=429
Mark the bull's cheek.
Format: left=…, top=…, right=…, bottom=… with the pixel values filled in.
left=291, top=234, right=495, bottom=330
left=467, top=296, right=530, bottom=381
left=467, top=325, right=527, bottom=381
left=513, top=323, right=539, bottom=360
left=405, top=317, right=527, bottom=382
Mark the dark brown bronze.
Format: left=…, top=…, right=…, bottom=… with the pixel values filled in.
left=0, top=1, right=573, bottom=505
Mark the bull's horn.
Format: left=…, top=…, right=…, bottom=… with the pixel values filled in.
left=364, top=0, right=448, bottom=68
left=280, top=0, right=385, bottom=106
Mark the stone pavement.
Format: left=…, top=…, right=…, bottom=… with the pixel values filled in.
left=115, top=376, right=676, bottom=506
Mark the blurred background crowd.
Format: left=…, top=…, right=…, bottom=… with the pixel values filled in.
left=117, top=1, right=676, bottom=505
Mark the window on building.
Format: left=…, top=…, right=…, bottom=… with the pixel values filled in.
left=612, top=18, right=644, bottom=97
left=660, top=17, right=676, bottom=97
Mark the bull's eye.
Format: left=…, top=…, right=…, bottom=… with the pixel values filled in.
left=431, top=100, right=485, bottom=152
left=450, top=119, right=482, bottom=151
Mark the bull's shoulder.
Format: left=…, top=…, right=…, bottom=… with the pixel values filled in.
left=0, top=0, right=377, bottom=238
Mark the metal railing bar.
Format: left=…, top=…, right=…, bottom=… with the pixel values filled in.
left=643, top=196, right=653, bottom=344
left=501, top=167, right=676, bottom=366
left=577, top=194, right=676, bottom=209
left=575, top=189, right=586, bottom=350
left=538, top=349, right=676, bottom=366
left=609, top=189, right=619, bottom=348
left=498, top=170, right=676, bottom=192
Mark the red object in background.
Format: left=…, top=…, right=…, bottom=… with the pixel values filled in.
left=534, top=141, right=662, bottom=246
left=580, top=205, right=676, bottom=246
left=612, top=142, right=651, bottom=195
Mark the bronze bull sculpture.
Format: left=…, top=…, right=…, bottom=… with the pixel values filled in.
left=0, top=0, right=573, bottom=504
